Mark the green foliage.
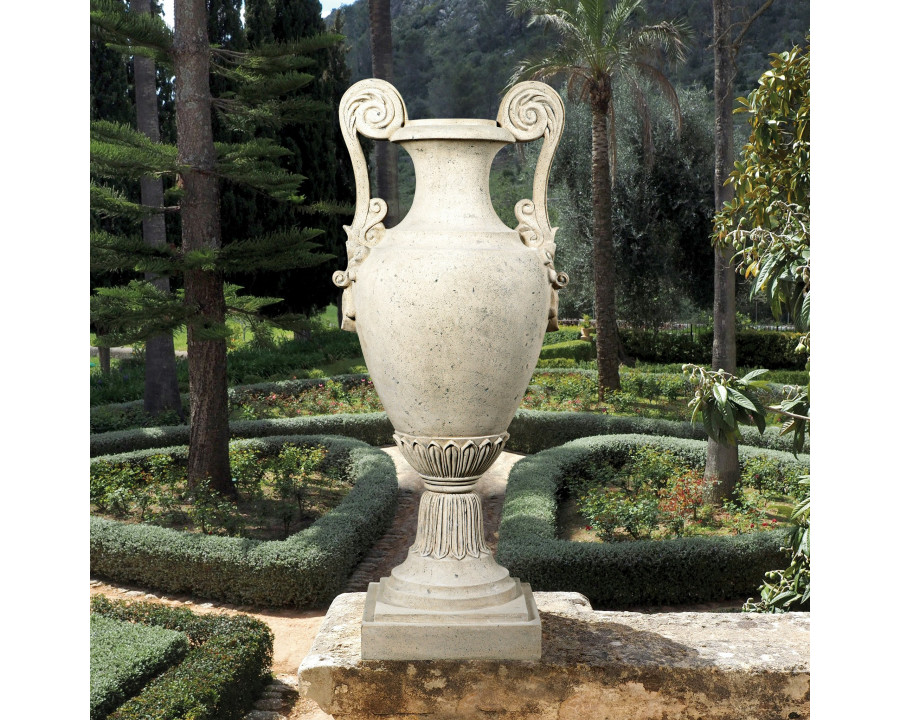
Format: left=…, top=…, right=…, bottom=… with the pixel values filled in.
left=91, top=436, right=399, bottom=607
left=498, top=434, right=802, bottom=606
left=539, top=328, right=808, bottom=369
left=741, top=455, right=807, bottom=499
left=744, top=476, right=809, bottom=613
left=90, top=1, right=345, bottom=351
left=90, top=613, right=188, bottom=720
left=683, top=365, right=769, bottom=447
left=539, top=339, right=595, bottom=363
left=90, top=411, right=396, bottom=457
left=620, top=328, right=808, bottom=369
left=90, top=596, right=272, bottom=720
left=715, top=41, right=810, bottom=338
left=270, top=443, right=328, bottom=521
left=579, top=485, right=661, bottom=541
left=90, top=401, right=807, bottom=459
left=90, top=0, right=173, bottom=59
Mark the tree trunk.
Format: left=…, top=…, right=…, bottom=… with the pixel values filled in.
left=98, top=346, right=111, bottom=375
left=705, top=0, right=739, bottom=504
left=368, top=0, right=400, bottom=227
left=134, top=0, right=184, bottom=422
left=174, top=0, right=234, bottom=497
left=590, top=102, right=621, bottom=398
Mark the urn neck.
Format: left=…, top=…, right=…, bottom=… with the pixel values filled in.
left=391, top=120, right=516, bottom=234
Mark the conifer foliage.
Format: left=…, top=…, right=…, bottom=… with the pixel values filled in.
left=90, top=0, right=342, bottom=495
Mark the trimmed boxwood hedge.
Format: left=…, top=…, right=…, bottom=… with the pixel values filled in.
left=540, top=339, right=596, bottom=362
left=496, top=433, right=808, bottom=607
left=91, top=407, right=806, bottom=457
left=506, top=408, right=808, bottom=454
left=90, top=374, right=374, bottom=433
left=542, top=328, right=807, bottom=369
left=90, top=596, right=272, bottom=720
left=90, top=614, right=188, bottom=719
left=91, top=435, right=398, bottom=608
left=90, top=412, right=396, bottom=457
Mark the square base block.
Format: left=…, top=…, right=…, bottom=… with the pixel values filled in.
left=361, top=579, right=541, bottom=660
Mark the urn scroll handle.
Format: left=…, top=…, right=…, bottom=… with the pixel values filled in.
left=497, top=82, right=569, bottom=331
left=334, top=79, right=408, bottom=332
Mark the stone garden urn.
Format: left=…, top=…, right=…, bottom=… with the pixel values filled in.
left=334, top=79, right=567, bottom=661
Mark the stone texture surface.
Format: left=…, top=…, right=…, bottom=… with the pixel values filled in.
left=299, top=592, right=809, bottom=720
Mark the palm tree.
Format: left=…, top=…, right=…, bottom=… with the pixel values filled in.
left=508, top=0, right=689, bottom=397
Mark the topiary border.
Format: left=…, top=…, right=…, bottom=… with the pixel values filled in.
left=91, top=408, right=806, bottom=457
left=90, top=596, right=272, bottom=720
left=496, top=433, right=809, bottom=608
left=91, top=435, right=398, bottom=608
left=90, top=613, right=189, bottom=720
left=505, top=408, right=807, bottom=454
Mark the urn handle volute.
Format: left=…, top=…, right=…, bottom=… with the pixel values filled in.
left=498, top=81, right=569, bottom=331
left=334, top=79, right=408, bottom=331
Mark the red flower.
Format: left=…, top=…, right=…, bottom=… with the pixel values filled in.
left=585, top=525, right=592, bottom=530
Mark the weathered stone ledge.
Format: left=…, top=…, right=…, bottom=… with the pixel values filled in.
left=299, top=592, right=809, bottom=720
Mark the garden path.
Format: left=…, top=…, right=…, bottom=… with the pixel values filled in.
left=89, top=446, right=743, bottom=718
left=89, top=447, right=523, bottom=720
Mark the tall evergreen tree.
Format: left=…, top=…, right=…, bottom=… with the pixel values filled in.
left=133, top=0, right=183, bottom=420
left=90, top=0, right=340, bottom=495
left=238, top=0, right=355, bottom=326
left=90, top=19, right=133, bottom=376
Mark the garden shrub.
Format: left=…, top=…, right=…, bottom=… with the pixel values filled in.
left=542, top=327, right=582, bottom=345
left=90, top=596, right=272, bottom=720
left=506, top=409, right=808, bottom=454
left=91, top=436, right=398, bottom=607
left=619, top=328, right=807, bottom=369
left=90, top=374, right=373, bottom=433
left=497, top=434, right=808, bottom=607
left=90, top=614, right=188, bottom=720
left=90, top=406, right=806, bottom=458
left=539, top=339, right=595, bottom=363
left=90, top=412, right=396, bottom=456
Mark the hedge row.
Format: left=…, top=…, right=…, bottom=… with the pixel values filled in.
left=91, top=435, right=398, bottom=607
left=90, top=614, right=188, bottom=720
left=497, top=434, right=808, bottom=607
left=541, top=329, right=807, bottom=369
left=90, top=412, right=396, bottom=457
left=90, top=596, right=272, bottom=720
left=92, top=407, right=806, bottom=458
left=506, top=408, right=808, bottom=454
left=90, top=374, right=373, bottom=434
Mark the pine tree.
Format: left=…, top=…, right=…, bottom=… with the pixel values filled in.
left=90, top=0, right=341, bottom=495
left=233, top=0, right=355, bottom=326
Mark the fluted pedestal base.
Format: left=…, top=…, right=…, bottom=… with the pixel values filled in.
left=360, top=488, right=541, bottom=660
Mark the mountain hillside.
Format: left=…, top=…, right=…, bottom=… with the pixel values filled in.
left=328, top=0, right=810, bottom=120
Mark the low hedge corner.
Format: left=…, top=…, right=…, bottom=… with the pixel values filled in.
left=90, top=596, right=272, bottom=720
left=90, top=435, right=398, bottom=608
left=497, top=433, right=807, bottom=607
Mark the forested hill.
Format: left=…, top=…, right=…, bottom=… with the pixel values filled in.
left=327, top=0, right=810, bottom=120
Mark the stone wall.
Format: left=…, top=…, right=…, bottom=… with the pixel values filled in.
left=299, top=592, right=809, bottom=719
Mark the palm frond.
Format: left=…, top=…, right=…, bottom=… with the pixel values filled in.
left=634, top=60, right=683, bottom=136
